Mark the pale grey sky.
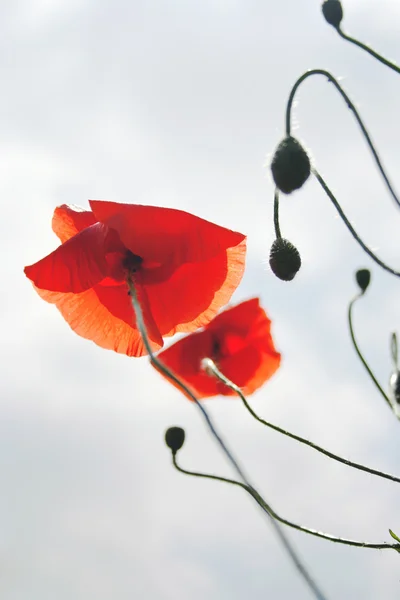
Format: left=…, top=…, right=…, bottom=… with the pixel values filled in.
left=2, top=0, right=400, bottom=598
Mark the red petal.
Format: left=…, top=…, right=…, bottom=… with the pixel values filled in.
left=208, top=298, right=277, bottom=353
left=155, top=330, right=221, bottom=399
left=30, top=282, right=163, bottom=357
left=208, top=298, right=262, bottom=334
left=52, top=205, right=97, bottom=243
left=24, top=223, right=110, bottom=293
left=155, top=297, right=281, bottom=399
left=219, top=346, right=280, bottom=396
left=89, top=200, right=246, bottom=267
left=209, top=298, right=281, bottom=395
left=143, top=238, right=247, bottom=337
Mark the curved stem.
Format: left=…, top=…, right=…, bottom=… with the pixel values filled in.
left=203, top=359, right=400, bottom=483
left=285, top=69, right=400, bottom=209
left=128, top=280, right=328, bottom=600
left=313, top=168, right=400, bottom=278
left=337, top=27, right=400, bottom=75
left=173, top=455, right=400, bottom=552
left=348, top=294, right=393, bottom=411
left=274, top=188, right=282, bottom=239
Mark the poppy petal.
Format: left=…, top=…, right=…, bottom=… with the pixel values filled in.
left=143, top=238, right=247, bottom=337
left=52, top=204, right=97, bottom=243
left=209, top=298, right=278, bottom=354
left=155, top=330, right=220, bottom=399
left=89, top=200, right=246, bottom=267
left=31, top=282, right=163, bottom=357
left=219, top=346, right=280, bottom=396
left=24, top=223, right=110, bottom=293
left=208, top=298, right=262, bottom=335
left=155, top=297, right=281, bottom=399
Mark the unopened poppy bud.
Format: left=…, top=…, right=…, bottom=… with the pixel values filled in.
left=355, top=269, right=371, bottom=293
left=389, top=371, right=400, bottom=406
left=271, top=136, right=311, bottom=194
left=322, top=0, right=343, bottom=28
left=165, top=427, right=185, bottom=454
left=269, top=238, right=301, bottom=281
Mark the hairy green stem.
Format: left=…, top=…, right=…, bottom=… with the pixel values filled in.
left=348, top=294, right=393, bottom=411
left=337, top=27, right=400, bottom=75
left=285, top=69, right=399, bottom=209
left=274, top=188, right=282, bottom=239
left=173, top=454, right=400, bottom=552
left=203, top=359, right=400, bottom=483
left=313, top=169, right=400, bottom=278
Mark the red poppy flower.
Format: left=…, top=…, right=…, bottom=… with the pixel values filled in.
left=154, top=298, right=281, bottom=398
left=24, top=201, right=246, bottom=357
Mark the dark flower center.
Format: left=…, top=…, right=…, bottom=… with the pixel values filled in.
left=211, top=336, right=221, bottom=360
left=122, top=250, right=143, bottom=274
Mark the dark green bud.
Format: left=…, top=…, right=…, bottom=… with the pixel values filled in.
left=271, top=136, right=311, bottom=194
left=389, top=371, right=400, bottom=406
left=269, top=238, right=301, bottom=281
left=322, top=0, right=343, bottom=28
left=165, top=427, right=185, bottom=454
left=355, top=269, right=371, bottom=293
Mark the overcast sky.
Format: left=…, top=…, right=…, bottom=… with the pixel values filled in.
left=3, top=0, right=400, bottom=598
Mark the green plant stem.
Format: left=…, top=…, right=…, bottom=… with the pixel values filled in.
left=173, top=454, right=400, bottom=552
left=348, top=293, right=393, bottom=412
left=337, top=27, right=400, bottom=75
left=285, top=69, right=400, bottom=209
left=202, top=359, right=400, bottom=483
left=313, top=168, right=400, bottom=278
left=127, top=279, right=328, bottom=600
left=274, top=188, right=282, bottom=239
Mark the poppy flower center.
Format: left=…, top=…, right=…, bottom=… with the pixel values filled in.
left=211, top=332, right=248, bottom=361
left=122, top=250, right=143, bottom=274
left=211, top=336, right=221, bottom=360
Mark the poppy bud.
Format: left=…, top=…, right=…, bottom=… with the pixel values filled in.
left=389, top=371, right=400, bottom=419
left=165, top=427, right=185, bottom=454
left=355, top=269, right=371, bottom=293
left=269, top=238, right=301, bottom=281
left=389, top=371, right=400, bottom=406
left=271, top=136, right=311, bottom=194
left=322, top=0, right=343, bottom=28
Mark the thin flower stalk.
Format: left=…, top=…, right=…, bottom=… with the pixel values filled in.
left=336, top=27, right=400, bottom=76
left=285, top=69, right=399, bottom=209
left=172, top=454, right=400, bottom=552
left=348, top=293, right=393, bottom=413
left=203, top=359, right=400, bottom=484
left=313, top=169, right=400, bottom=278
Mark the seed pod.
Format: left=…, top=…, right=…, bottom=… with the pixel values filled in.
left=269, top=238, right=301, bottom=281
left=322, top=0, right=343, bottom=28
left=271, top=136, right=311, bottom=194
left=355, top=269, right=371, bottom=293
left=165, top=427, right=185, bottom=454
left=389, top=371, right=400, bottom=406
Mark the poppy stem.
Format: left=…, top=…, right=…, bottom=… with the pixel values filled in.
left=312, top=168, right=400, bottom=278
left=127, top=281, right=328, bottom=599
left=202, top=359, right=400, bottom=484
left=172, top=452, right=400, bottom=553
left=127, top=278, right=248, bottom=482
left=348, top=292, right=394, bottom=413
left=273, top=188, right=282, bottom=239
left=285, top=69, right=400, bottom=209
left=336, top=27, right=400, bottom=76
